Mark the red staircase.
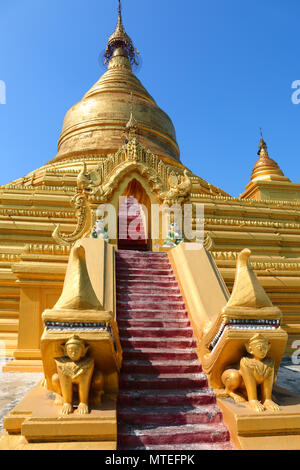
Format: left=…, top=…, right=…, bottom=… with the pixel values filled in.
left=118, top=196, right=147, bottom=251
left=116, top=250, right=234, bottom=450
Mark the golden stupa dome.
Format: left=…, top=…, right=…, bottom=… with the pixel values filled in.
left=50, top=3, right=180, bottom=164
left=251, top=134, right=290, bottom=182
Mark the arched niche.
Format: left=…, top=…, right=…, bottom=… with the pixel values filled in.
left=108, top=171, right=162, bottom=251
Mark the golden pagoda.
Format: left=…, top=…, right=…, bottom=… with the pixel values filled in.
left=0, top=1, right=227, bottom=369
left=1, top=1, right=300, bottom=451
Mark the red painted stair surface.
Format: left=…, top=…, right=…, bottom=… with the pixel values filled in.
left=116, top=250, right=234, bottom=450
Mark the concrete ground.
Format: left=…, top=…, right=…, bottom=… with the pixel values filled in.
left=0, top=359, right=43, bottom=433
left=0, top=357, right=300, bottom=434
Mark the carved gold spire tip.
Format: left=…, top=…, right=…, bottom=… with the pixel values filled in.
left=251, top=131, right=290, bottom=183
left=257, top=128, right=268, bottom=156
left=125, top=92, right=138, bottom=137
left=104, top=0, right=139, bottom=66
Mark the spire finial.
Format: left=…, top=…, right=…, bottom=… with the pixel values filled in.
left=258, top=128, right=268, bottom=156
left=104, top=0, right=139, bottom=67
left=118, top=0, right=122, bottom=22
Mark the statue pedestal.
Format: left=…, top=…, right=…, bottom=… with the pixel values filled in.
left=217, top=386, right=300, bottom=450
left=2, top=384, right=117, bottom=450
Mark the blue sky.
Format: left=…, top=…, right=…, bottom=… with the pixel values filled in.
left=0, top=0, right=300, bottom=196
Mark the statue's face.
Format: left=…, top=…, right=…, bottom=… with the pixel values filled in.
left=250, top=340, right=269, bottom=359
left=66, top=343, right=83, bottom=361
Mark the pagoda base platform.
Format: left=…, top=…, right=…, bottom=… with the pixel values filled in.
left=0, top=433, right=116, bottom=450
left=217, top=385, right=300, bottom=450
left=3, top=359, right=43, bottom=373
left=2, top=383, right=117, bottom=450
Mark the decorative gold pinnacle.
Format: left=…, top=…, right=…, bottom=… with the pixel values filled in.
left=125, top=92, right=138, bottom=137
left=251, top=132, right=290, bottom=182
left=225, top=248, right=274, bottom=309
left=104, top=0, right=139, bottom=66
left=53, top=245, right=102, bottom=311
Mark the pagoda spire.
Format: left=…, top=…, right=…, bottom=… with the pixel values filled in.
left=250, top=131, right=289, bottom=182
left=118, top=0, right=122, bottom=22
left=104, top=0, right=139, bottom=66
left=257, top=128, right=268, bottom=155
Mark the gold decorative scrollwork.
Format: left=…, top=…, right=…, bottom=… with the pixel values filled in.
left=160, top=169, right=192, bottom=206
left=52, top=191, right=92, bottom=246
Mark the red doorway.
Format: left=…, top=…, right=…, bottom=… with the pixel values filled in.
left=118, top=180, right=151, bottom=251
left=118, top=195, right=148, bottom=251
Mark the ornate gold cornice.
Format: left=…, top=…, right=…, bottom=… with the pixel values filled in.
left=195, top=193, right=300, bottom=208
left=0, top=209, right=75, bottom=218
left=202, top=216, right=300, bottom=231
left=211, top=250, right=300, bottom=271
left=23, top=244, right=71, bottom=255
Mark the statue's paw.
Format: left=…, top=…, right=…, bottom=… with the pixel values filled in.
left=248, top=400, right=265, bottom=413
left=60, top=403, right=73, bottom=415
left=76, top=402, right=89, bottom=415
left=54, top=395, right=64, bottom=406
left=214, top=389, right=228, bottom=398
left=231, top=393, right=246, bottom=404
left=263, top=399, right=280, bottom=412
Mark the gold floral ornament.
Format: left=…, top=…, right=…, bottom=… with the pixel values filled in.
left=160, top=170, right=192, bottom=205
left=52, top=191, right=92, bottom=246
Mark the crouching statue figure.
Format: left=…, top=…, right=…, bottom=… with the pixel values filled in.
left=52, top=335, right=104, bottom=416
left=221, top=334, right=280, bottom=413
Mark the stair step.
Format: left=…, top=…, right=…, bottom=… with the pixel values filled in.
left=117, top=389, right=216, bottom=407
left=117, top=268, right=173, bottom=276
left=121, top=347, right=198, bottom=361
left=119, top=327, right=194, bottom=339
left=0, top=310, right=19, bottom=319
left=117, top=423, right=231, bottom=446
left=122, top=442, right=235, bottom=450
left=117, top=301, right=186, bottom=311
left=118, top=404, right=222, bottom=426
left=117, top=287, right=181, bottom=295
left=119, top=373, right=208, bottom=390
left=0, top=300, right=19, bottom=309
left=118, top=318, right=190, bottom=328
left=121, top=359, right=201, bottom=374
left=117, top=257, right=170, bottom=263
left=116, top=251, right=167, bottom=258
left=117, top=275, right=176, bottom=283
left=117, top=309, right=189, bottom=320
left=0, top=337, right=17, bottom=350
left=116, top=261, right=171, bottom=269
left=118, top=246, right=148, bottom=252
left=117, top=259, right=167, bottom=263
left=117, top=282, right=179, bottom=290
left=116, top=293, right=184, bottom=303
left=118, top=239, right=147, bottom=244
left=0, top=332, right=19, bottom=340
left=120, top=337, right=197, bottom=349
left=0, top=318, right=19, bottom=332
